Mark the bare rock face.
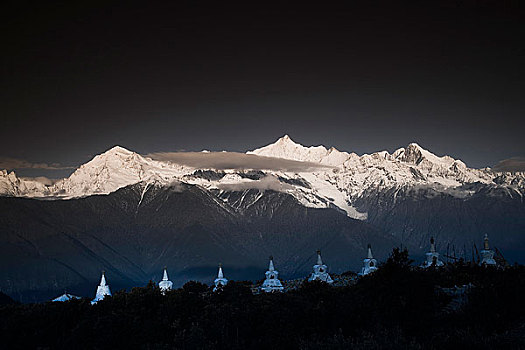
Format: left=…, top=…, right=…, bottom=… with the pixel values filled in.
left=396, top=143, right=425, bottom=165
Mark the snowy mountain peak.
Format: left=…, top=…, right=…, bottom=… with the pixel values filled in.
left=50, top=145, right=185, bottom=198
left=93, top=146, right=137, bottom=163
left=279, top=134, right=293, bottom=142
left=395, top=142, right=456, bottom=168
left=407, top=142, right=423, bottom=149
left=405, top=142, right=429, bottom=158
left=397, top=142, right=426, bottom=164
left=77, top=146, right=142, bottom=172
left=104, top=145, right=134, bottom=155
left=272, top=134, right=305, bottom=149
left=249, top=135, right=349, bottom=166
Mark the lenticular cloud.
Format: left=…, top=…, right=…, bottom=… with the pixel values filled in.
left=146, top=151, right=331, bottom=172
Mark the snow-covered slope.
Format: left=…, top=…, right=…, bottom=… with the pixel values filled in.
left=52, top=146, right=188, bottom=198
left=0, top=147, right=187, bottom=198
left=246, top=135, right=520, bottom=219
left=0, top=170, right=51, bottom=197
left=249, top=135, right=494, bottom=192
left=1, top=136, right=523, bottom=221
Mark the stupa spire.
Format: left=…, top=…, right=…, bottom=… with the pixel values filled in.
left=260, top=256, right=284, bottom=292
left=217, top=264, right=224, bottom=279
left=367, top=244, right=373, bottom=259
left=100, top=271, right=107, bottom=286
left=91, top=270, right=112, bottom=304
left=309, top=250, right=333, bottom=283
left=214, top=263, right=228, bottom=291
left=159, top=267, right=173, bottom=293
left=359, top=244, right=378, bottom=276
left=421, top=237, right=444, bottom=268
left=268, top=256, right=275, bottom=271
left=480, top=234, right=497, bottom=266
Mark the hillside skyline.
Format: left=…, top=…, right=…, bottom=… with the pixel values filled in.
left=2, top=134, right=524, bottom=179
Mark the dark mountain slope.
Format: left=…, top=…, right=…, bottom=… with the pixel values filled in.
left=0, top=183, right=391, bottom=302
left=354, top=184, right=525, bottom=262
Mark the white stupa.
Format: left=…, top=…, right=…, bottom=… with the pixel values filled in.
left=213, top=264, right=228, bottom=291
left=480, top=234, right=497, bottom=266
left=159, top=267, right=173, bottom=293
left=52, top=292, right=80, bottom=302
left=308, top=250, right=333, bottom=283
left=359, top=244, right=378, bottom=276
left=91, top=271, right=112, bottom=304
left=421, top=237, right=444, bottom=268
left=260, top=256, right=284, bottom=292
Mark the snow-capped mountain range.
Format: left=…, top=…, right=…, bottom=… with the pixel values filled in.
left=2, top=136, right=525, bottom=300
left=1, top=135, right=523, bottom=220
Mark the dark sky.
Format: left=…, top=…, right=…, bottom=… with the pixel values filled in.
left=2, top=1, right=524, bottom=177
